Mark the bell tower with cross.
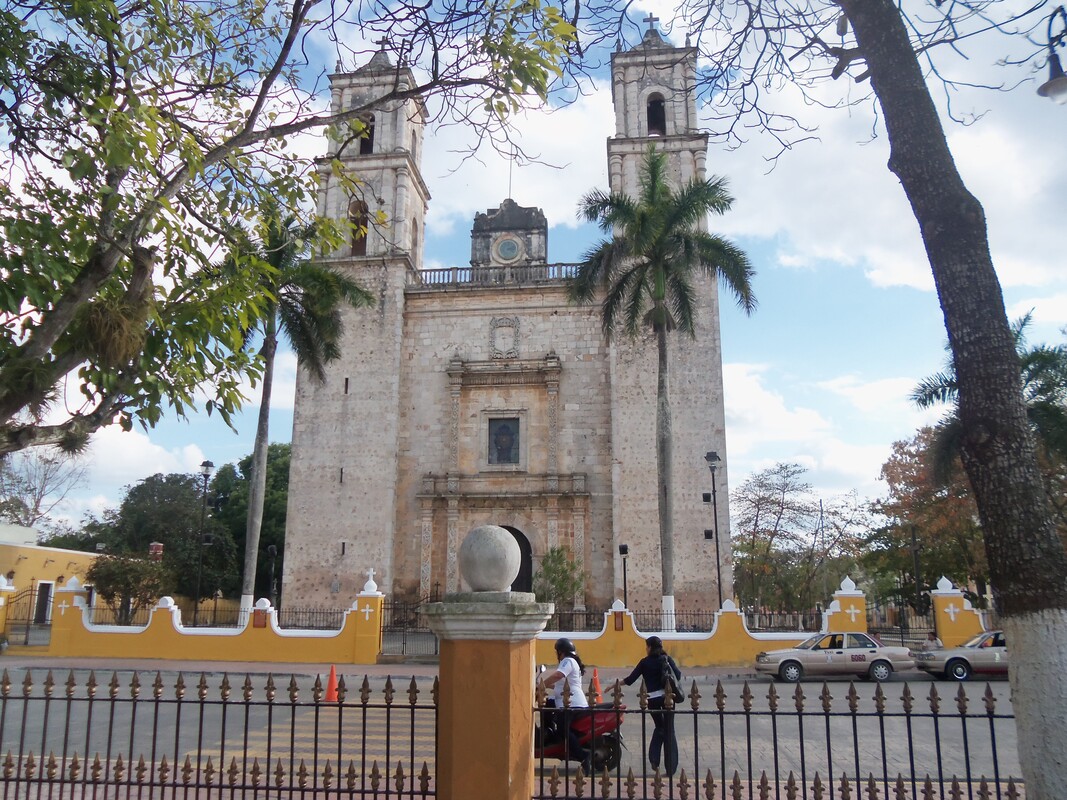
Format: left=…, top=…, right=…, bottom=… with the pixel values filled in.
left=284, top=45, right=430, bottom=604
left=603, top=20, right=734, bottom=614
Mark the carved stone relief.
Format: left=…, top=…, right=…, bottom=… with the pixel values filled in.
left=419, top=512, right=433, bottom=598
left=446, top=501, right=459, bottom=592
left=490, top=317, right=519, bottom=359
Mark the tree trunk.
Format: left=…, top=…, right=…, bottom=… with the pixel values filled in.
left=241, top=317, right=277, bottom=611
left=840, top=1, right=1067, bottom=796
left=655, top=323, right=676, bottom=626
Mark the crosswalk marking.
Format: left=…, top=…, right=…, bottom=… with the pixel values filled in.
left=187, top=708, right=437, bottom=769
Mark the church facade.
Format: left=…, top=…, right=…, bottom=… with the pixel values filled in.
left=282, top=27, right=735, bottom=614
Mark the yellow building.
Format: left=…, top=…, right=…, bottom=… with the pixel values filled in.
left=0, top=524, right=98, bottom=632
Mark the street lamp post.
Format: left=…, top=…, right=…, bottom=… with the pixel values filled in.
left=703, top=451, right=723, bottom=609
left=193, top=459, right=214, bottom=626
left=618, top=544, right=629, bottom=608
left=1038, top=6, right=1067, bottom=103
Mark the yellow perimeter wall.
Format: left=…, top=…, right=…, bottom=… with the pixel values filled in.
left=40, top=580, right=383, bottom=665
left=534, top=590, right=877, bottom=668
left=3, top=575, right=987, bottom=668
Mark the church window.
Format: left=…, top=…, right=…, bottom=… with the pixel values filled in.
left=349, top=199, right=369, bottom=256
left=359, top=115, right=375, bottom=154
left=488, top=418, right=520, bottom=465
left=646, top=93, right=666, bottom=136
left=340, top=467, right=344, bottom=483
left=344, top=377, right=349, bottom=394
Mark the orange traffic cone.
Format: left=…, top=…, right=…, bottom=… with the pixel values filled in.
left=592, top=668, right=603, bottom=703
left=325, top=665, right=339, bottom=703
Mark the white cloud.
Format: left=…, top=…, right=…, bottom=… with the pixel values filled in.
left=422, top=85, right=614, bottom=237
left=723, top=363, right=832, bottom=456
left=817, top=375, right=939, bottom=425
left=1006, top=293, right=1067, bottom=336
left=45, top=428, right=202, bottom=523
left=723, top=364, right=943, bottom=499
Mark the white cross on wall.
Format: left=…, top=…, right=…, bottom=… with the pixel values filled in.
left=846, top=604, right=860, bottom=623
left=945, top=603, right=960, bottom=622
left=58, top=601, right=70, bottom=615
left=361, top=604, right=375, bottom=621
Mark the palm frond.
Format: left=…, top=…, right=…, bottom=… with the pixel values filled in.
left=578, top=190, right=639, bottom=233
left=928, top=417, right=966, bottom=487
left=568, top=240, right=618, bottom=305
left=692, top=232, right=756, bottom=314
left=666, top=271, right=697, bottom=337
left=911, top=372, right=958, bottom=408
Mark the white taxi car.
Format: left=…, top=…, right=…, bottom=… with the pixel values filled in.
left=756, top=632, right=915, bottom=682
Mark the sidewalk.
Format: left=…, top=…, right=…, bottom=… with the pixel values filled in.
left=0, top=654, right=438, bottom=679
left=0, top=654, right=757, bottom=682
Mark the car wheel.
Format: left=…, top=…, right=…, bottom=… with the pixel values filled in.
left=869, top=660, right=893, bottom=682
left=947, top=659, right=972, bottom=681
left=778, top=661, right=804, bottom=683
left=591, top=734, right=622, bottom=773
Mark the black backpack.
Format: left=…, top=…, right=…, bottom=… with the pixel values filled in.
left=660, top=655, right=684, bottom=705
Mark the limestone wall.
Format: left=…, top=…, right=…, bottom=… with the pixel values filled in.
left=283, top=258, right=412, bottom=604
left=394, top=284, right=616, bottom=604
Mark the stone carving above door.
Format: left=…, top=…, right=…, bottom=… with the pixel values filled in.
left=490, top=316, right=519, bottom=359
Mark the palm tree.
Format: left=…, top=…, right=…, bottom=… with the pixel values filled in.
left=232, top=207, right=374, bottom=610
left=913, top=313, right=1067, bottom=480
left=912, top=313, right=1067, bottom=536
left=568, top=145, right=756, bottom=620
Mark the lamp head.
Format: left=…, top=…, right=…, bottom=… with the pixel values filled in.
left=1039, top=7, right=1067, bottom=104
left=618, top=543, right=629, bottom=557
left=1038, top=51, right=1067, bottom=103
left=704, top=451, right=721, bottom=472
left=199, top=459, right=214, bottom=477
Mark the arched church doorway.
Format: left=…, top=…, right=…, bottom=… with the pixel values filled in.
left=502, top=526, right=533, bottom=593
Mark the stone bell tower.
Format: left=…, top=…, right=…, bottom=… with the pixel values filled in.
left=283, top=46, right=430, bottom=604
left=605, top=20, right=734, bottom=614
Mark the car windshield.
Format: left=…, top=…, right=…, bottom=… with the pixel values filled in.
left=794, top=635, right=824, bottom=650
left=962, top=633, right=990, bottom=648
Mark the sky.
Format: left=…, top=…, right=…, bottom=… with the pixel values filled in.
left=43, top=6, right=1067, bottom=533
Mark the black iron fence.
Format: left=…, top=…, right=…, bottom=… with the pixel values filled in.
left=0, top=669, right=437, bottom=799
left=868, top=601, right=936, bottom=648
left=534, top=677, right=1019, bottom=800
left=83, top=605, right=350, bottom=630
left=0, top=668, right=1019, bottom=800
left=545, top=609, right=821, bottom=634
left=5, top=585, right=53, bottom=646
left=382, top=601, right=439, bottom=657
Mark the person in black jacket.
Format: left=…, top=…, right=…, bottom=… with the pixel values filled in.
left=622, top=635, right=681, bottom=775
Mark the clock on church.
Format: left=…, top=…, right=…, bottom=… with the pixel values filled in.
left=493, top=236, right=522, bottom=262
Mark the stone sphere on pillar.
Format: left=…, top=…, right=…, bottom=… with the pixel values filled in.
left=459, top=525, right=520, bottom=592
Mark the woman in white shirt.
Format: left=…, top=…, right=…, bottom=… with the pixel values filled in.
left=543, top=637, right=591, bottom=772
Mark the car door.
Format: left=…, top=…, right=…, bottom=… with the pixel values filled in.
left=805, top=633, right=847, bottom=676
left=974, top=631, right=1009, bottom=675
left=844, top=633, right=880, bottom=676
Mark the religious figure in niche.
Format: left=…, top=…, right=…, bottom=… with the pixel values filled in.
left=488, top=418, right=519, bottom=464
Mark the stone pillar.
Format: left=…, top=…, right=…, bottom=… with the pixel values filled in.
left=931, top=575, right=986, bottom=647
left=350, top=571, right=385, bottom=662
left=424, top=526, right=553, bottom=800
left=824, top=576, right=868, bottom=633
